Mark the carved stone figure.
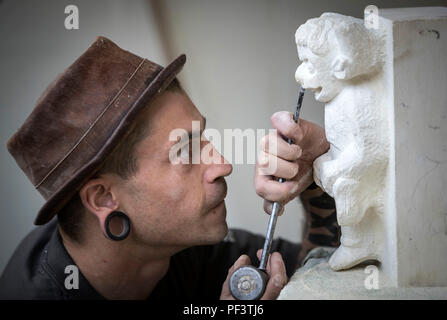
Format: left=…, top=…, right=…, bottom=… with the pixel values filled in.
left=295, top=13, right=389, bottom=270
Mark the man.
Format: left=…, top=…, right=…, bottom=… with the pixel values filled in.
left=0, top=37, right=338, bottom=299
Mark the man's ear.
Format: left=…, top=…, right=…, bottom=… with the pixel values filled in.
left=331, top=54, right=352, bottom=80
left=79, top=177, right=119, bottom=235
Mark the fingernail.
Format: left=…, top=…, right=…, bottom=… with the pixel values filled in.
left=236, top=255, right=248, bottom=267
left=289, top=183, right=299, bottom=196
left=278, top=207, right=284, bottom=216
left=273, top=275, right=286, bottom=288
left=258, top=154, right=268, bottom=167
left=293, top=164, right=299, bottom=176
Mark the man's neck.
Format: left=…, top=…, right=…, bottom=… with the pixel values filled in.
left=60, top=227, right=177, bottom=300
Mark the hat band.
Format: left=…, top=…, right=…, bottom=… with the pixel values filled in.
left=34, top=58, right=147, bottom=189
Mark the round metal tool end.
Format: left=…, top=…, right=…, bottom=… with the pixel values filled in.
left=229, top=265, right=269, bottom=300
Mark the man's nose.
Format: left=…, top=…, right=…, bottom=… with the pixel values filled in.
left=204, top=144, right=233, bottom=183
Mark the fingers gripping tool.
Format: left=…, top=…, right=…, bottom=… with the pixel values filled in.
left=229, top=87, right=305, bottom=300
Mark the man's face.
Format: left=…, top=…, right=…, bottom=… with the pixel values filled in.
left=112, top=90, right=232, bottom=250
left=295, top=45, right=343, bottom=103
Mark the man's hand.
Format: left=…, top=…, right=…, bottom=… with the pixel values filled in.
left=220, top=250, right=287, bottom=300
left=254, top=111, right=329, bottom=215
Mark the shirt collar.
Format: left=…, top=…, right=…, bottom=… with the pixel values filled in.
left=41, top=221, right=105, bottom=300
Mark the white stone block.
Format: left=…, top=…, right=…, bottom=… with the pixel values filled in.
left=286, top=7, right=447, bottom=296
left=381, top=6, right=447, bottom=287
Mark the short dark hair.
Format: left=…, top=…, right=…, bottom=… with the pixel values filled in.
left=58, top=78, right=183, bottom=242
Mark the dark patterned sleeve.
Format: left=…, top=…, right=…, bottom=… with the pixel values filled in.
left=297, top=182, right=341, bottom=264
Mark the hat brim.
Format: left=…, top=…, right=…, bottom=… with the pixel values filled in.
left=34, top=54, right=186, bottom=225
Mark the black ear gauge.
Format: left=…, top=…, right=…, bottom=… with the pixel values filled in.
left=104, top=211, right=131, bottom=241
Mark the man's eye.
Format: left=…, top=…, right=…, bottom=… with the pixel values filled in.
left=177, top=143, right=190, bottom=159
left=176, top=132, right=204, bottom=161
left=189, top=141, right=194, bottom=157
left=191, top=136, right=202, bottom=155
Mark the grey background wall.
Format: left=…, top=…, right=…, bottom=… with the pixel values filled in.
left=0, top=0, right=444, bottom=274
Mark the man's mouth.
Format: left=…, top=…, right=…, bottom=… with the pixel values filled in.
left=209, top=180, right=228, bottom=212
left=211, top=190, right=227, bottom=210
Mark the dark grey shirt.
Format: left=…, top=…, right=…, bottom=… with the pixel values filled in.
left=0, top=219, right=300, bottom=300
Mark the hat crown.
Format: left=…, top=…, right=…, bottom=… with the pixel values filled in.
left=8, top=37, right=162, bottom=193
left=6, top=36, right=185, bottom=225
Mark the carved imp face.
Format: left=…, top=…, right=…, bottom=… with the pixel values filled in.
left=295, top=45, right=343, bottom=103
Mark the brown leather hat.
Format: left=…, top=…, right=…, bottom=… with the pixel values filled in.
left=7, top=36, right=186, bottom=225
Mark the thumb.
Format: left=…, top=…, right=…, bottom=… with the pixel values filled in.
left=220, top=254, right=252, bottom=300
left=260, top=252, right=288, bottom=300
